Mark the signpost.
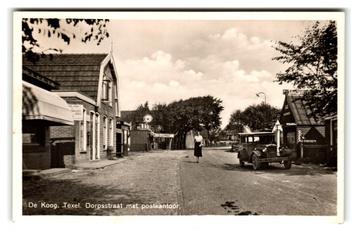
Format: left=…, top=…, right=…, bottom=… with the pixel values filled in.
left=272, top=120, right=283, bottom=156
left=68, top=104, right=84, bottom=121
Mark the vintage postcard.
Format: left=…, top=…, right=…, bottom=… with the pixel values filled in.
left=13, top=10, right=345, bottom=222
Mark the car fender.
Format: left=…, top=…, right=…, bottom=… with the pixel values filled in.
left=239, top=149, right=249, bottom=161
left=252, top=150, right=262, bottom=158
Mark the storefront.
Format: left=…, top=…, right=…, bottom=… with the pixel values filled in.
left=116, top=121, right=131, bottom=156
left=279, top=90, right=327, bottom=163
left=22, top=80, right=74, bottom=169
left=24, top=52, right=123, bottom=166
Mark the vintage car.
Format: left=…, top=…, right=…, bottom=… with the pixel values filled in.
left=231, top=142, right=240, bottom=152
left=236, top=132, right=296, bottom=170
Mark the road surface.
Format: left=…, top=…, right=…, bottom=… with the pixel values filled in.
left=23, top=149, right=337, bottom=215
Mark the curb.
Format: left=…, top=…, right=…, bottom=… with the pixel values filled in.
left=23, top=168, right=71, bottom=180
left=72, top=158, right=127, bottom=170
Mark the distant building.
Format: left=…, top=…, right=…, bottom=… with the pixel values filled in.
left=24, top=53, right=128, bottom=167
left=279, top=90, right=327, bottom=163
left=324, top=114, right=337, bottom=166
left=121, top=110, right=174, bottom=151
left=22, top=66, right=74, bottom=169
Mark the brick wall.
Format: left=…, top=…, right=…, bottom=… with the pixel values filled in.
left=50, top=126, right=74, bottom=139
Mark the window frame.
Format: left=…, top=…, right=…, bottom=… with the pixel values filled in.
left=103, top=116, right=108, bottom=150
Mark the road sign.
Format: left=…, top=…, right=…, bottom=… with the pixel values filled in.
left=69, top=104, right=84, bottom=120
left=272, top=120, right=283, bottom=133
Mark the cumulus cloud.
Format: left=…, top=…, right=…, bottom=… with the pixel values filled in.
left=118, top=46, right=286, bottom=127
left=114, top=24, right=304, bottom=127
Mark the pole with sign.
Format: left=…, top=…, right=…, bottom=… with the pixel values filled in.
left=272, top=120, right=283, bottom=156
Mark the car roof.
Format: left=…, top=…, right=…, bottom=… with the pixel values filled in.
left=238, top=132, right=274, bottom=136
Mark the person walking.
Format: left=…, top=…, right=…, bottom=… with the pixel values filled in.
left=194, top=131, right=204, bottom=163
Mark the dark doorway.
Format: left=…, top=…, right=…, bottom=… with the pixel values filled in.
left=50, top=142, right=75, bottom=168
left=116, top=133, right=123, bottom=157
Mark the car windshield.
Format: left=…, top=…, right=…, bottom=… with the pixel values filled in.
left=241, top=135, right=274, bottom=144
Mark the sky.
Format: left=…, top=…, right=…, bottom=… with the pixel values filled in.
left=33, top=19, right=316, bottom=128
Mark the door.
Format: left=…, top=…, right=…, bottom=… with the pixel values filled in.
left=116, top=132, right=123, bottom=156
left=50, top=142, right=75, bottom=168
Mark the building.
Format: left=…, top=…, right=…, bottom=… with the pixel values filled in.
left=324, top=115, right=337, bottom=166
left=279, top=90, right=327, bottom=163
left=22, top=66, right=74, bottom=169
left=116, top=120, right=131, bottom=156
left=121, top=110, right=174, bottom=151
left=24, top=53, right=125, bottom=167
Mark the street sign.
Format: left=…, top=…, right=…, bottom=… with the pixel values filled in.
left=272, top=120, right=283, bottom=133
left=297, top=130, right=302, bottom=142
left=272, top=120, right=283, bottom=156
left=69, top=104, right=84, bottom=120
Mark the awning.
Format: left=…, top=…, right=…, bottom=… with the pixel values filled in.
left=22, top=81, right=74, bottom=125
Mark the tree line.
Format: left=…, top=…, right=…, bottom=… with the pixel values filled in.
left=127, top=96, right=224, bottom=149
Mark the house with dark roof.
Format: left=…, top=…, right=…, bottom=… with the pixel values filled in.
left=23, top=53, right=129, bottom=166
left=279, top=90, right=327, bottom=164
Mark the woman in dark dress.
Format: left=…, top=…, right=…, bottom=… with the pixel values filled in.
left=194, top=131, right=203, bottom=163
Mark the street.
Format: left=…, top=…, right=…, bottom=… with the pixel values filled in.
left=23, top=149, right=337, bottom=215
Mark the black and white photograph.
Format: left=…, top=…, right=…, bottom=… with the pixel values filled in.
left=13, top=11, right=344, bottom=220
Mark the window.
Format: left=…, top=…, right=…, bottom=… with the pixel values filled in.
left=22, top=126, right=45, bottom=146
left=103, top=116, right=108, bottom=149
left=102, top=80, right=108, bottom=100
left=109, top=118, right=113, bottom=147
left=108, top=82, right=112, bottom=105
left=80, top=108, right=87, bottom=152
left=102, top=76, right=112, bottom=105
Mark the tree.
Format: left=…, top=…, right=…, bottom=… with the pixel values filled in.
left=164, top=96, right=224, bottom=149
left=128, top=102, right=151, bottom=127
left=273, top=21, right=337, bottom=117
left=225, top=109, right=244, bottom=134
left=131, top=96, right=224, bottom=149
left=22, top=18, right=110, bottom=61
left=226, top=103, right=280, bottom=133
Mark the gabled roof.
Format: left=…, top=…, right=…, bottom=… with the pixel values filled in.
left=120, top=110, right=136, bottom=123
left=285, top=93, right=324, bottom=126
left=23, top=54, right=109, bottom=101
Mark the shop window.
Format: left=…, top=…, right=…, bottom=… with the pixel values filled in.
left=286, top=132, right=296, bottom=148
left=22, top=126, right=45, bottom=146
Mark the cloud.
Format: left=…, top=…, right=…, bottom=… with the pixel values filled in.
left=118, top=47, right=287, bottom=128
left=54, top=20, right=311, bottom=127
left=115, top=25, right=304, bottom=128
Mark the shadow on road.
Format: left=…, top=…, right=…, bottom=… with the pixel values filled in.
left=222, top=163, right=336, bottom=176
left=23, top=176, right=147, bottom=215
left=221, top=200, right=259, bottom=215
left=182, top=160, right=200, bottom=164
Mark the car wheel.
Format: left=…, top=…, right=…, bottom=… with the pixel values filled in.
left=283, top=160, right=292, bottom=169
left=239, top=159, right=245, bottom=167
left=252, top=154, right=261, bottom=170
